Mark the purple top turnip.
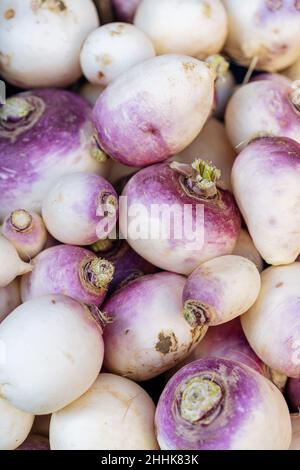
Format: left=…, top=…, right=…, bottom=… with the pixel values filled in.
left=0, top=89, right=110, bottom=220
left=156, top=357, right=292, bottom=450
left=120, top=159, right=241, bottom=274
left=20, top=245, right=114, bottom=306
left=93, top=54, right=215, bottom=167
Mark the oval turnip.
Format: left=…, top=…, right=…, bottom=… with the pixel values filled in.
left=0, top=236, right=32, bottom=287
left=0, top=396, right=34, bottom=450
left=0, top=279, right=21, bottom=322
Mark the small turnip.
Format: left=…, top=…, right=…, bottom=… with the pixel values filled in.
left=0, top=279, right=21, bottom=322
left=80, top=22, right=155, bottom=87
left=93, top=54, right=215, bottom=167
left=242, top=263, right=300, bottom=378
left=0, top=295, right=104, bottom=414
left=156, top=357, right=292, bottom=450
left=290, top=415, right=300, bottom=450
left=0, top=236, right=32, bottom=288
left=233, top=229, right=264, bottom=273
left=134, top=0, right=228, bottom=59
left=0, top=396, right=34, bottom=450
left=50, top=373, right=158, bottom=450
left=42, top=172, right=118, bottom=245
left=232, top=137, right=300, bottom=265
left=112, top=0, right=141, bottom=22
left=103, top=272, right=208, bottom=381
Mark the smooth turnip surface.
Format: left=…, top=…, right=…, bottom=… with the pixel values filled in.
left=286, top=379, right=300, bottom=412
left=242, top=264, right=300, bottom=378
left=120, top=160, right=241, bottom=275
left=79, top=82, right=105, bottom=106
left=233, top=229, right=264, bottom=272
left=2, top=209, right=47, bottom=261
left=112, top=0, right=140, bottom=22
left=183, top=255, right=261, bottom=327
left=225, top=78, right=300, bottom=150
left=80, top=23, right=155, bottom=87
left=42, top=172, right=118, bottom=245
left=21, top=245, right=114, bottom=305
left=156, top=358, right=291, bottom=450
left=0, top=0, right=99, bottom=88
left=17, top=434, right=50, bottom=451
left=0, top=89, right=110, bottom=219
left=0, top=396, right=34, bottom=450
left=0, top=295, right=104, bottom=414
left=103, top=272, right=208, bottom=381
left=0, top=236, right=32, bottom=288
left=134, top=0, right=227, bottom=58
left=223, top=0, right=300, bottom=72
left=50, top=373, right=158, bottom=450
left=0, top=279, right=21, bottom=323
left=232, top=137, right=300, bottom=265
left=171, top=118, right=236, bottom=191
left=290, top=415, right=300, bottom=450
left=93, top=54, right=215, bottom=167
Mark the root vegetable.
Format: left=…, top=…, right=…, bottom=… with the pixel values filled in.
left=0, top=396, right=34, bottom=450
left=214, top=68, right=236, bottom=118
left=0, top=236, right=32, bottom=288
left=0, top=279, right=21, bottom=322
left=233, top=229, right=264, bottom=272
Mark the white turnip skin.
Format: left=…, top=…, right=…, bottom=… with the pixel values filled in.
left=233, top=229, right=264, bottom=273
left=79, top=82, right=105, bottom=106
left=112, top=0, right=140, bottom=22
left=134, top=0, right=228, bottom=58
left=232, top=137, right=300, bottom=265
left=183, top=255, right=261, bottom=327
left=17, top=434, right=50, bottom=451
left=42, top=172, right=118, bottom=245
left=242, top=264, right=300, bottom=378
left=0, top=396, right=34, bottom=450
left=171, top=118, right=236, bottom=191
left=225, top=77, right=300, bottom=151
left=0, top=0, right=99, bottom=88
left=0, top=295, right=104, bottom=414
left=80, top=22, right=155, bottom=87
left=50, top=373, right=158, bottom=450
left=156, top=357, right=292, bottom=450
left=222, top=0, right=300, bottom=72
left=0, top=279, right=21, bottom=323
left=103, top=272, right=208, bottom=381
left=2, top=210, right=47, bottom=261
left=93, top=54, right=215, bottom=167
left=214, top=68, right=236, bottom=118
left=290, top=415, right=300, bottom=450
left=0, top=236, right=32, bottom=288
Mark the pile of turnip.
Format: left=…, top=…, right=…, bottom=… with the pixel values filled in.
left=1, top=0, right=300, bottom=452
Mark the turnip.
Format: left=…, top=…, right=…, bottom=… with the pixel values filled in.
left=0, top=295, right=104, bottom=414
left=134, top=0, right=228, bottom=58
left=20, top=245, right=114, bottom=305
left=79, top=82, right=105, bottom=106
left=0, top=236, right=32, bottom=288
left=222, top=0, right=300, bottom=72
left=286, top=378, right=300, bottom=412
left=225, top=74, right=300, bottom=151
left=0, top=0, right=99, bottom=88
left=0, top=89, right=110, bottom=219
left=0, top=279, right=21, bottom=322
left=103, top=272, right=208, bottom=381
left=290, top=415, right=300, bottom=450
left=2, top=209, right=47, bottom=261
left=120, top=159, right=241, bottom=275
left=50, top=373, right=158, bottom=450
left=80, top=22, right=155, bottom=87
left=214, top=68, right=236, bottom=118
left=171, top=118, right=236, bottom=191
left=183, top=255, right=261, bottom=327
left=233, top=229, right=264, bottom=273
left=242, top=263, right=300, bottom=378
left=17, top=434, right=50, bottom=451
left=42, top=172, right=118, bottom=245
left=112, top=0, right=140, bottom=22
left=156, top=357, right=292, bottom=450
left=92, top=54, right=215, bottom=167
left=232, top=137, right=300, bottom=265
left=0, top=396, right=34, bottom=450
left=90, top=239, right=157, bottom=293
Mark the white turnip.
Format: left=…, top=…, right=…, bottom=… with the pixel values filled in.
left=0, top=396, right=34, bottom=450
left=0, top=236, right=32, bottom=288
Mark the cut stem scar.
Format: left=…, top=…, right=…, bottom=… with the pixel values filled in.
left=180, top=377, right=223, bottom=424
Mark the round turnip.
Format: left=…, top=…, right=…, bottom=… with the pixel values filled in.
left=0, top=396, right=34, bottom=450
left=42, top=172, right=118, bottom=245
left=20, top=245, right=114, bottom=305
left=242, top=263, right=300, bottom=378
left=134, top=0, right=228, bottom=58
left=50, top=373, right=158, bottom=450
left=120, top=159, right=241, bottom=275
left=286, top=378, right=300, bottom=412
left=17, top=434, right=50, bottom=451
left=2, top=209, right=47, bottom=261
left=233, top=229, right=264, bottom=272
left=79, top=82, right=105, bottom=106
left=290, top=415, right=300, bottom=450
left=232, top=137, right=300, bottom=265
left=222, top=0, right=300, bottom=72
left=0, top=89, right=110, bottom=219
left=0, top=295, right=104, bottom=414
left=92, top=54, right=215, bottom=167
left=156, top=357, right=292, bottom=450
left=103, top=272, right=208, bottom=381
left=0, top=279, right=21, bottom=322
left=80, top=22, right=155, bottom=87
left=0, top=236, right=32, bottom=288
left=0, top=0, right=99, bottom=88
left=112, top=0, right=140, bottom=22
